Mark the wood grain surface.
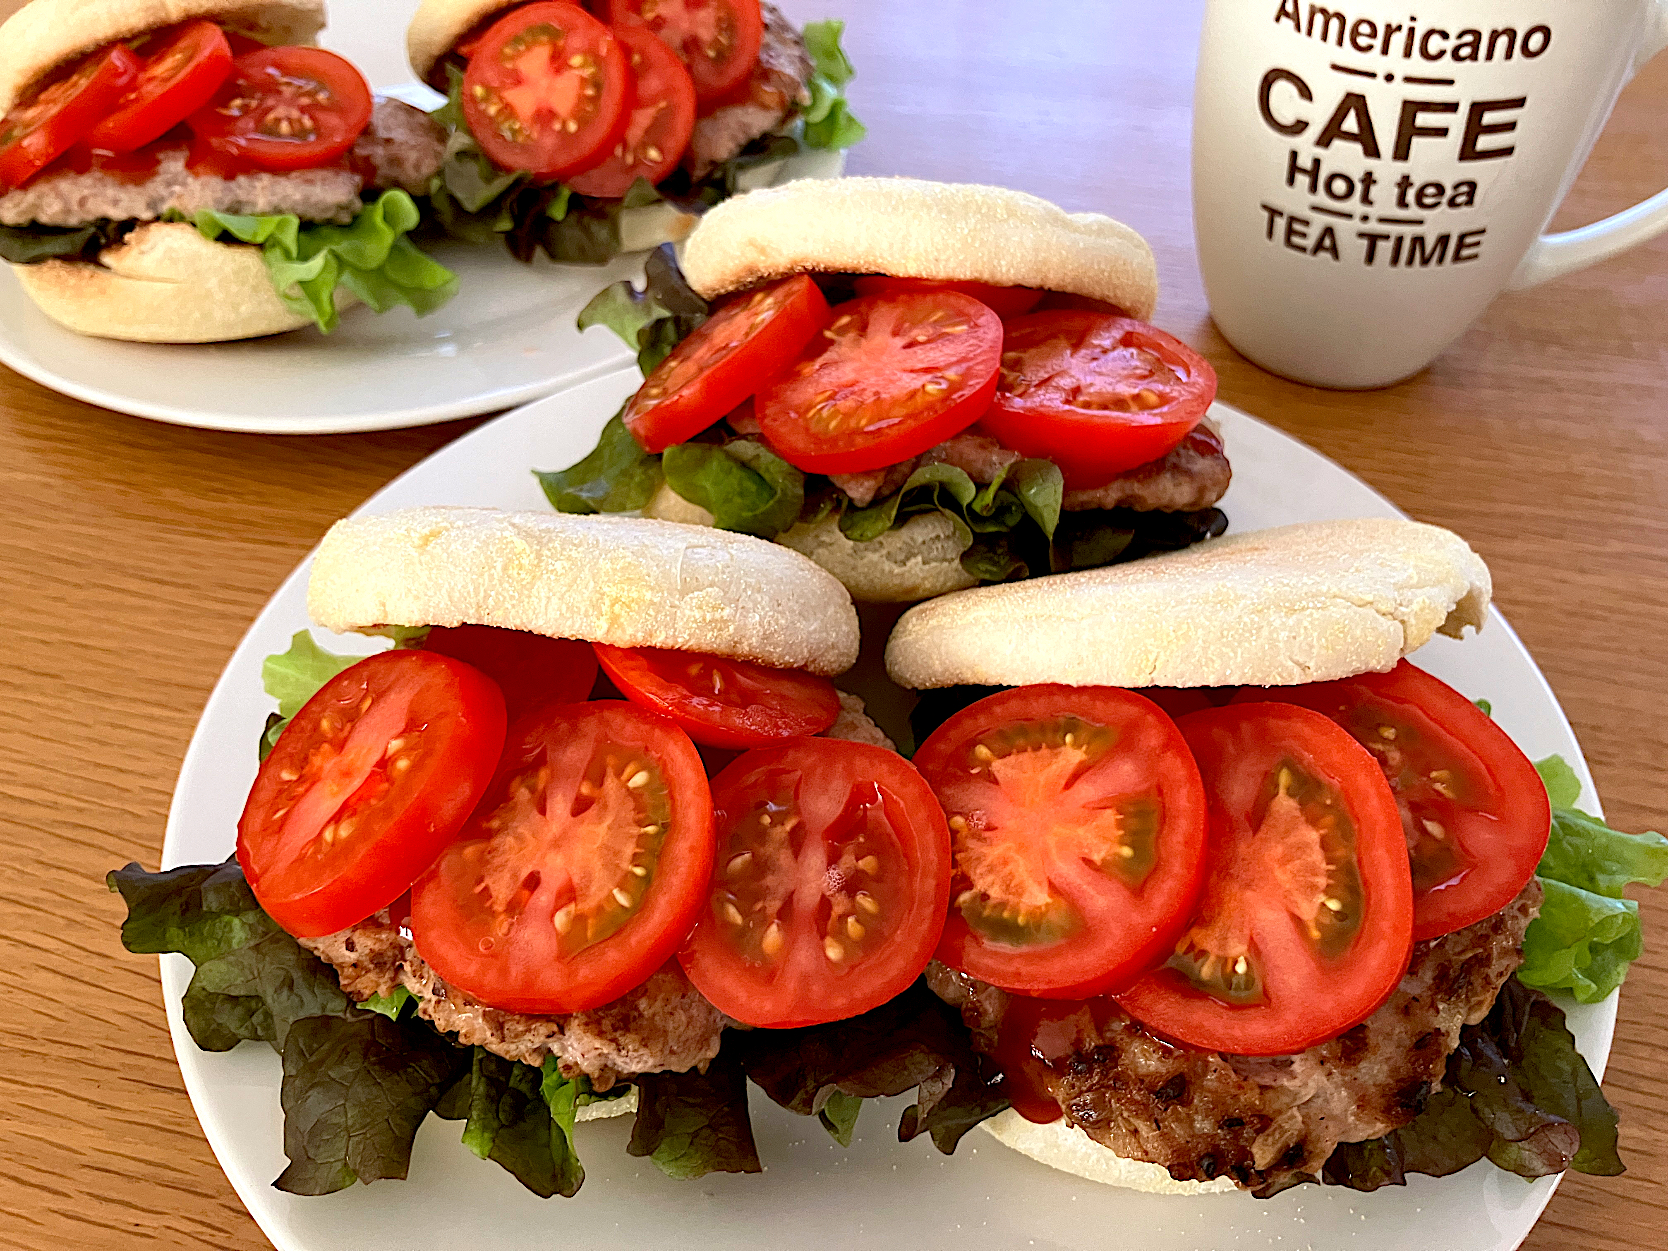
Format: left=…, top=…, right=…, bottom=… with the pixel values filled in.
left=1, top=1, right=1664, bottom=1247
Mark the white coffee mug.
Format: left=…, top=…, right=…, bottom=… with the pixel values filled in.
left=1193, top=0, right=1668, bottom=388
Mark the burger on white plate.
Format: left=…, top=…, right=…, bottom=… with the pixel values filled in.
left=543, top=175, right=1231, bottom=603
left=410, top=0, right=864, bottom=264
left=0, top=0, right=459, bottom=341
left=885, top=516, right=1663, bottom=1196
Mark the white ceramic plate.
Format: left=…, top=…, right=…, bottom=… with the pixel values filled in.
left=156, top=379, right=1617, bottom=1251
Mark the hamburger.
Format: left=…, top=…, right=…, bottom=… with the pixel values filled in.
left=0, top=0, right=457, bottom=341
left=884, top=517, right=1639, bottom=1196
left=111, top=506, right=981, bottom=1194
left=542, top=176, right=1232, bottom=603
left=410, top=0, right=864, bottom=264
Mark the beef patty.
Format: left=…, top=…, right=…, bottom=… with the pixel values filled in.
left=929, top=879, right=1541, bottom=1192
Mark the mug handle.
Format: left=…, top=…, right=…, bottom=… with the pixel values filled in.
left=1508, top=0, right=1668, bottom=289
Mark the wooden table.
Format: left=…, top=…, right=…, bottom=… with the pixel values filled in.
left=2, top=1, right=1663, bottom=1247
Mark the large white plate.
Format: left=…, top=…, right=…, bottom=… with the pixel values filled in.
left=156, top=378, right=1617, bottom=1251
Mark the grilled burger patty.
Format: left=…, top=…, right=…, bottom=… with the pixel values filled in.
left=929, top=879, right=1542, bottom=1192
left=0, top=99, right=445, bottom=228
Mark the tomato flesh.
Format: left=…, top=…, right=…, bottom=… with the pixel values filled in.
left=852, top=275, right=1043, bottom=319
left=565, top=22, right=696, bottom=196
left=1115, top=704, right=1414, bottom=1055
left=603, top=0, right=762, bottom=102
left=88, top=21, right=232, bottom=152
left=1233, top=662, right=1550, bottom=941
left=624, top=274, right=830, bottom=453
left=757, top=291, right=1005, bottom=475
left=0, top=45, right=139, bottom=191
left=593, top=643, right=841, bottom=748
left=411, top=700, right=714, bottom=1013
left=679, top=738, right=952, bottom=1027
left=186, top=46, right=372, bottom=171
left=422, top=625, right=599, bottom=723
left=463, top=2, right=629, bottom=178
left=981, top=312, right=1217, bottom=489
left=914, top=686, right=1209, bottom=999
left=237, top=650, right=507, bottom=938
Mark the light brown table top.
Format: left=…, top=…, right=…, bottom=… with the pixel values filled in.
left=2, top=2, right=1664, bottom=1248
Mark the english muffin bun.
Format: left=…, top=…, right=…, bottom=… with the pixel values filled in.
left=309, top=506, right=861, bottom=674
left=1, top=0, right=334, bottom=343
left=0, top=0, right=324, bottom=113
left=980, top=1111, right=1237, bottom=1195
left=886, top=518, right=1491, bottom=691
left=679, top=177, right=1160, bottom=320
left=13, top=222, right=330, bottom=342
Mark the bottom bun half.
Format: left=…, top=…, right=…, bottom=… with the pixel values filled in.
left=11, top=221, right=345, bottom=343
left=981, top=1111, right=1238, bottom=1196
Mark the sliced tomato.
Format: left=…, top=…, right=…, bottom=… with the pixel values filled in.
left=422, top=625, right=600, bottom=722
left=87, top=20, right=232, bottom=152
left=852, top=276, right=1042, bottom=319
left=623, top=273, right=829, bottom=453
left=914, top=686, right=1209, bottom=999
left=186, top=46, right=372, bottom=171
left=1232, top=662, right=1550, bottom=942
left=462, top=2, right=629, bottom=178
left=981, top=312, right=1217, bottom=490
left=237, top=650, right=507, bottom=938
left=757, top=291, right=1004, bottom=475
left=565, top=22, right=696, bottom=197
left=0, top=45, right=139, bottom=191
left=679, top=738, right=952, bottom=1027
left=1115, top=704, right=1414, bottom=1055
left=603, top=0, right=762, bottom=102
left=411, top=700, right=714, bottom=1013
left=593, top=643, right=840, bottom=748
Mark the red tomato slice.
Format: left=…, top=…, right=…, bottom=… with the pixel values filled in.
left=593, top=643, right=841, bottom=748
left=564, top=22, right=696, bottom=197
left=237, top=650, right=507, bottom=938
left=462, top=2, right=629, bottom=179
left=981, top=312, right=1218, bottom=490
left=1232, top=662, right=1550, bottom=942
left=603, top=0, right=762, bottom=102
left=623, top=274, right=830, bottom=453
left=852, top=275, right=1042, bottom=319
left=411, top=700, right=714, bottom=1013
left=422, top=625, right=600, bottom=722
left=914, top=686, right=1209, bottom=999
left=1115, top=704, right=1414, bottom=1056
left=186, top=46, right=372, bottom=171
left=0, top=45, right=139, bottom=191
left=679, top=738, right=952, bottom=1027
left=87, top=20, right=232, bottom=152
left=757, top=291, right=1005, bottom=475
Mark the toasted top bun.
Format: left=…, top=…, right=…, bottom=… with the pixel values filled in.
left=886, top=518, right=1491, bottom=691
left=408, top=0, right=515, bottom=88
left=680, top=177, right=1160, bottom=320
left=11, top=221, right=323, bottom=342
left=980, top=1112, right=1237, bottom=1196
left=309, top=506, right=861, bottom=674
left=0, top=0, right=325, bottom=113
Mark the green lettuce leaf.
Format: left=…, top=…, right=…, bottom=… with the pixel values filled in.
left=737, top=980, right=1008, bottom=1155
left=358, top=986, right=416, bottom=1020
left=799, top=21, right=867, bottom=150
left=818, top=1090, right=864, bottom=1146
left=535, top=410, right=664, bottom=515
left=577, top=243, right=711, bottom=373
left=276, top=1013, right=470, bottom=1195
left=190, top=190, right=458, bottom=333
left=1521, top=754, right=1668, bottom=1003
left=1320, top=980, right=1620, bottom=1192
left=264, top=631, right=358, bottom=719
left=456, top=1049, right=585, bottom=1198
left=662, top=440, right=805, bottom=537
left=0, top=219, right=133, bottom=264
left=629, top=1050, right=761, bottom=1179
